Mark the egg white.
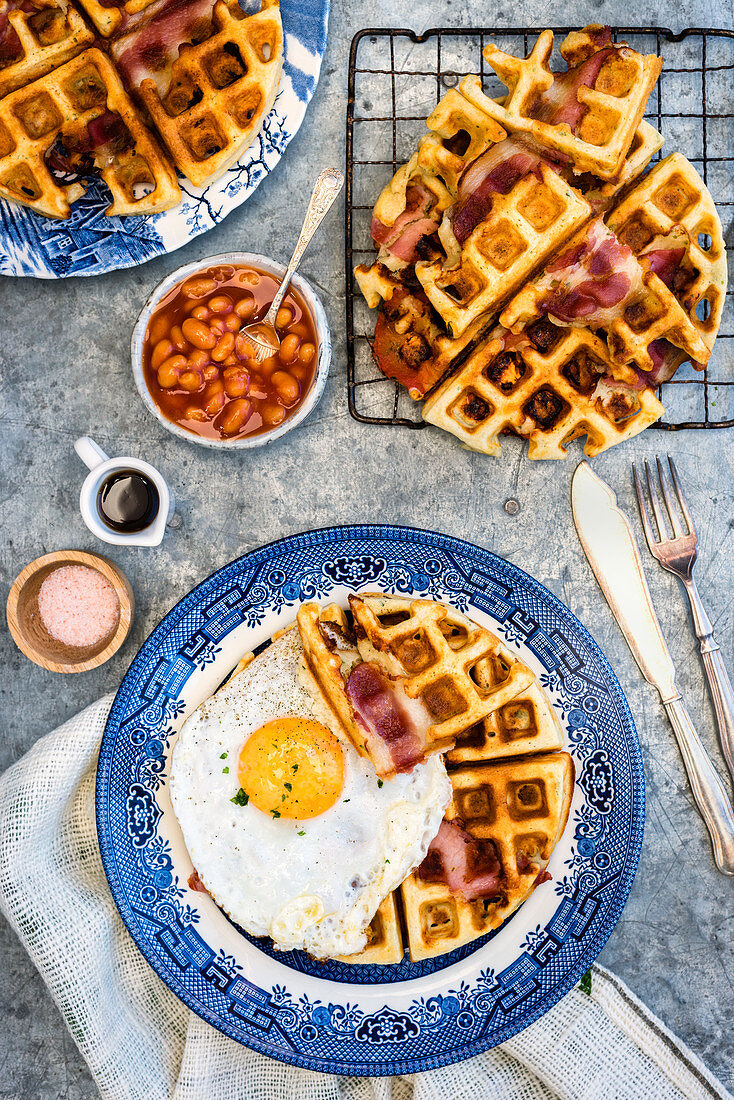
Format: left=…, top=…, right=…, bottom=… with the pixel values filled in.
left=169, top=625, right=451, bottom=958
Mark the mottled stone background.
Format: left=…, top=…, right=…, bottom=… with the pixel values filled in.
left=1, top=0, right=733, bottom=1095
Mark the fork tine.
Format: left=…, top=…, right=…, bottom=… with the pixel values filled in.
left=644, top=459, right=670, bottom=541
left=632, top=462, right=659, bottom=549
left=667, top=456, right=695, bottom=536
left=655, top=455, right=685, bottom=538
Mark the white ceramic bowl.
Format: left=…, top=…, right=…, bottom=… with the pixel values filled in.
left=131, top=252, right=331, bottom=449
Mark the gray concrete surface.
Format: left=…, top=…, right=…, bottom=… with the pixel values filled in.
left=1, top=0, right=734, bottom=1096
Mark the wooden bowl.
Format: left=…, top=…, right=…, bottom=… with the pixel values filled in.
left=6, top=551, right=134, bottom=673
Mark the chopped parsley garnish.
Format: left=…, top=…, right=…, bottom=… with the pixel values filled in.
left=297, top=829, right=306, bottom=836
left=377, top=779, right=383, bottom=788
left=579, top=969, right=592, bottom=996
left=284, top=782, right=292, bottom=791
left=230, top=788, right=248, bottom=806
left=220, top=752, right=228, bottom=759
left=343, top=798, right=350, bottom=802
left=222, top=766, right=229, bottom=774
left=271, top=809, right=281, bottom=818
left=291, top=764, right=299, bottom=773
left=384, top=858, right=390, bottom=864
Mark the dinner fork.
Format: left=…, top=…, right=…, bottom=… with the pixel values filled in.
left=633, top=456, right=734, bottom=785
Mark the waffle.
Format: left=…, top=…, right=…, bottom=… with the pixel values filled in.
left=400, top=753, right=574, bottom=961
left=0, top=0, right=94, bottom=98
left=460, top=26, right=662, bottom=181
left=499, top=217, right=713, bottom=375
left=606, top=153, right=728, bottom=364
left=336, top=892, right=404, bottom=966
left=0, top=48, right=181, bottom=218
left=349, top=593, right=536, bottom=750
left=415, top=165, right=591, bottom=337
left=111, top=0, right=283, bottom=187
left=447, top=678, right=564, bottom=765
left=422, top=320, right=664, bottom=459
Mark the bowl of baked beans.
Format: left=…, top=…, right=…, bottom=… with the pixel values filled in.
left=131, top=252, right=331, bottom=448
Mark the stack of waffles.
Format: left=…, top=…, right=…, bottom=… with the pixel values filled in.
left=355, top=25, right=727, bottom=458
left=0, top=0, right=282, bottom=217
left=298, top=595, right=575, bottom=963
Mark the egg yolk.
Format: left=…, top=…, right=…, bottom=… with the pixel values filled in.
left=237, top=716, right=344, bottom=819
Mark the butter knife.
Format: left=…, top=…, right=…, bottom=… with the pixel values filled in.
left=572, top=461, right=734, bottom=875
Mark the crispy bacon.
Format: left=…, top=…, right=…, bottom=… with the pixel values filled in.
left=419, top=819, right=503, bottom=902
left=371, top=182, right=440, bottom=265
left=639, top=227, right=689, bottom=290
left=188, top=869, right=209, bottom=894
left=534, top=868, right=552, bottom=886
left=453, top=137, right=556, bottom=244
left=112, top=0, right=216, bottom=93
left=535, top=218, right=642, bottom=326
left=44, top=111, right=132, bottom=181
left=345, top=661, right=432, bottom=774
left=531, top=47, right=617, bottom=131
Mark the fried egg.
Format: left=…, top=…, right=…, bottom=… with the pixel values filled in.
left=170, top=625, right=451, bottom=958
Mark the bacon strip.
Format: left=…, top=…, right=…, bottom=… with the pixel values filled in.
left=531, top=47, right=616, bottom=131
left=536, top=218, right=642, bottom=326
left=112, top=0, right=216, bottom=92
left=453, top=137, right=556, bottom=244
left=346, top=661, right=431, bottom=774
left=639, top=227, right=690, bottom=290
left=371, top=182, right=439, bottom=264
left=419, top=819, right=503, bottom=901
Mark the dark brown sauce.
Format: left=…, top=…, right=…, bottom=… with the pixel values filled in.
left=97, top=470, right=160, bottom=532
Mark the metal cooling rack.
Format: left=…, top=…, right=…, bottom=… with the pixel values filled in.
left=345, top=26, right=734, bottom=431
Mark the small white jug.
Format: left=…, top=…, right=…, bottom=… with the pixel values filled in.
left=74, top=436, right=173, bottom=548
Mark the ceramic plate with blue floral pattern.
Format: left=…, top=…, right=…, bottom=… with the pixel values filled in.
left=97, top=524, right=644, bottom=1075
left=0, top=0, right=328, bottom=278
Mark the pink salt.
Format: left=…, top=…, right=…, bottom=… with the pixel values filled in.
left=38, top=565, right=120, bottom=648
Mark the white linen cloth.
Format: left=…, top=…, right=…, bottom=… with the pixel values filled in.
left=0, top=695, right=731, bottom=1100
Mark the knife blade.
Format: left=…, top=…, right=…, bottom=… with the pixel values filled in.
left=571, top=460, right=734, bottom=875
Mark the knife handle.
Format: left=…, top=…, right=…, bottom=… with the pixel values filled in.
left=664, top=695, right=734, bottom=875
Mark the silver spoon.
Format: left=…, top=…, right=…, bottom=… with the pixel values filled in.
left=243, top=167, right=343, bottom=361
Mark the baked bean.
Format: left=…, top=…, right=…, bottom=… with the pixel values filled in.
left=223, top=313, right=242, bottom=333
left=209, top=294, right=233, bottom=314
left=170, top=324, right=188, bottom=352
left=240, top=270, right=260, bottom=287
left=212, top=332, right=235, bottom=362
left=272, top=370, right=300, bottom=405
left=234, top=294, right=256, bottom=319
left=148, top=313, right=169, bottom=345
left=279, top=333, right=300, bottom=363
left=222, top=354, right=237, bottom=367
left=191, top=305, right=210, bottom=321
left=287, top=321, right=310, bottom=339
left=202, top=363, right=220, bottom=382
left=204, top=381, right=225, bottom=415
left=235, top=333, right=256, bottom=360
left=298, top=342, right=316, bottom=365
left=157, top=354, right=187, bottom=388
left=182, top=317, right=216, bottom=350
left=275, top=307, right=293, bottom=329
left=208, top=319, right=227, bottom=338
left=291, top=364, right=307, bottom=381
left=182, top=276, right=217, bottom=299
left=187, top=349, right=210, bottom=371
left=179, top=370, right=203, bottom=392
left=261, top=400, right=286, bottom=426
left=152, top=338, right=175, bottom=370
left=185, top=407, right=208, bottom=422
left=219, top=398, right=252, bottom=434
left=223, top=368, right=249, bottom=398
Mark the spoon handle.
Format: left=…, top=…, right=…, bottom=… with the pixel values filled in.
left=265, top=168, right=343, bottom=325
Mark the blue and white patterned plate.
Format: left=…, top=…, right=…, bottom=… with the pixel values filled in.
left=0, top=0, right=329, bottom=278
left=97, top=524, right=644, bottom=1075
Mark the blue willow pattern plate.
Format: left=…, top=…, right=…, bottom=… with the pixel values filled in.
left=0, top=0, right=329, bottom=278
left=97, top=524, right=644, bottom=1075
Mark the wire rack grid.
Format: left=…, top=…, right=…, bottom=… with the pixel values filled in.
left=345, top=26, right=734, bottom=431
